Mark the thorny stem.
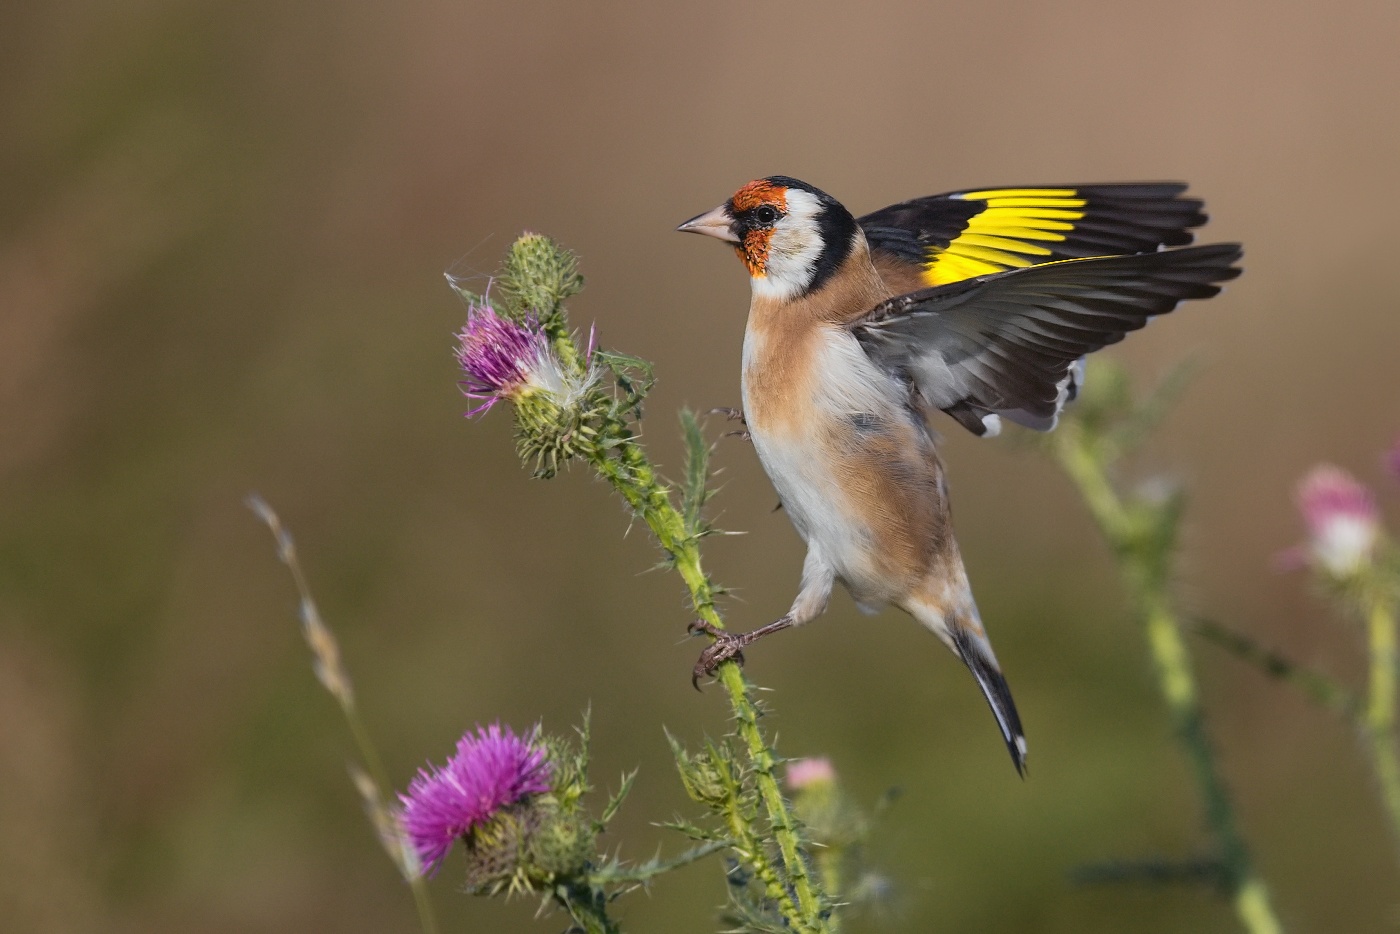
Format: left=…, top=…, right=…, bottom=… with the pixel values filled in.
left=1052, top=426, right=1283, bottom=934
left=712, top=744, right=810, bottom=924
left=593, top=436, right=827, bottom=932
left=1365, top=594, right=1400, bottom=849
left=813, top=845, right=844, bottom=934
left=557, top=883, right=622, bottom=934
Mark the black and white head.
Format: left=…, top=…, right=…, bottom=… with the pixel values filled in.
left=677, top=176, right=860, bottom=301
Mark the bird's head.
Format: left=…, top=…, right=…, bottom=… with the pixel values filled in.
left=677, top=176, right=859, bottom=300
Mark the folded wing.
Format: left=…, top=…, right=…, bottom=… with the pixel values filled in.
left=852, top=244, right=1243, bottom=437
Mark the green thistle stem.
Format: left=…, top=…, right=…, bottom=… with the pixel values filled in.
left=711, top=742, right=811, bottom=924
left=592, top=435, right=826, bottom=932
left=1364, top=594, right=1400, bottom=849
left=557, top=883, right=621, bottom=934
left=813, top=845, right=843, bottom=934
left=1051, top=425, right=1283, bottom=934
left=495, top=231, right=824, bottom=929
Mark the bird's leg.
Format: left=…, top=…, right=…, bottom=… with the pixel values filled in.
left=689, top=550, right=834, bottom=689
left=707, top=406, right=750, bottom=442
left=689, top=616, right=793, bottom=688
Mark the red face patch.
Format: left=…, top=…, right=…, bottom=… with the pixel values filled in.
left=729, top=180, right=788, bottom=276
left=736, top=228, right=773, bottom=277
left=730, top=179, right=788, bottom=214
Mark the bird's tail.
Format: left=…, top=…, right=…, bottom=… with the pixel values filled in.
left=907, top=588, right=1030, bottom=778
left=948, top=623, right=1028, bottom=777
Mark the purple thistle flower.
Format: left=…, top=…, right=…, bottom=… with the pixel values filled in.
left=454, top=303, right=555, bottom=416
left=785, top=756, right=836, bottom=791
left=1278, top=465, right=1381, bottom=577
left=1386, top=436, right=1400, bottom=482
left=399, top=722, right=552, bottom=876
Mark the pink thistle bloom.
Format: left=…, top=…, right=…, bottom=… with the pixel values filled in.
left=785, top=756, right=836, bottom=791
left=453, top=301, right=597, bottom=417
left=1282, top=465, right=1381, bottom=577
left=454, top=303, right=556, bottom=416
left=399, top=723, right=552, bottom=876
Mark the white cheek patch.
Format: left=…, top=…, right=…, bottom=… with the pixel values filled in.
left=750, top=189, right=825, bottom=301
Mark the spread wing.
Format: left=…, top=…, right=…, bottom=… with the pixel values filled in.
left=852, top=244, right=1243, bottom=437
left=858, top=184, right=1208, bottom=290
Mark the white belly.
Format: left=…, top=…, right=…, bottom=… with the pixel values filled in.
left=741, top=324, right=901, bottom=587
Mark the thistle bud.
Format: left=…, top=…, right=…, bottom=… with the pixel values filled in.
left=526, top=803, right=597, bottom=879
left=784, top=757, right=835, bottom=792
left=499, top=231, right=585, bottom=328
left=1281, top=465, right=1381, bottom=578
left=671, top=744, right=728, bottom=808
left=786, top=757, right=858, bottom=846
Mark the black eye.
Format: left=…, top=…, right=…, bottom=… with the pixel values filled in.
left=754, top=205, right=779, bottom=224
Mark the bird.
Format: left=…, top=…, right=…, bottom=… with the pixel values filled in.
left=677, top=177, right=1241, bottom=774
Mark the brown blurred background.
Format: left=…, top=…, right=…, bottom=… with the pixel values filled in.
left=3, top=0, right=1400, bottom=931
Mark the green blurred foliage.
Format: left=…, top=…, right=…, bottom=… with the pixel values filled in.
left=3, top=1, right=1400, bottom=932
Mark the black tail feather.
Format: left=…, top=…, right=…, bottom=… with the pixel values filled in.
left=952, top=629, right=1028, bottom=776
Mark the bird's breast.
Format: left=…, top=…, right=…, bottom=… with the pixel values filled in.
left=742, top=318, right=952, bottom=596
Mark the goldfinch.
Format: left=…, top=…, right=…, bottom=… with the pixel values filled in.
left=678, top=177, right=1241, bottom=774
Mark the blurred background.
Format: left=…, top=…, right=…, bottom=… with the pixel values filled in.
left=3, top=1, right=1400, bottom=931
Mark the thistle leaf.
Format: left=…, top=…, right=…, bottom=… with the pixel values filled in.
left=596, top=348, right=655, bottom=419
left=660, top=817, right=723, bottom=842
left=680, top=408, right=712, bottom=535
left=600, top=769, right=638, bottom=825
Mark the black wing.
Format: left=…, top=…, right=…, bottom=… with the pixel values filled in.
left=858, top=184, right=1208, bottom=288
left=852, top=244, right=1243, bottom=436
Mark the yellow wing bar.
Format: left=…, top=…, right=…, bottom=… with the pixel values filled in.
left=923, top=189, right=1089, bottom=286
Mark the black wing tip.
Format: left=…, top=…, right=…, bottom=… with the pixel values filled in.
left=1167, top=242, right=1244, bottom=278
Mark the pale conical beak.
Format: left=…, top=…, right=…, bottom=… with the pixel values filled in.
left=676, top=204, right=739, bottom=243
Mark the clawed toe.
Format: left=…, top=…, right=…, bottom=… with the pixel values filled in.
left=707, top=407, right=746, bottom=424
left=689, top=620, right=746, bottom=689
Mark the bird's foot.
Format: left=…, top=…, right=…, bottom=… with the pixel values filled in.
left=708, top=406, right=746, bottom=423
left=707, top=407, right=751, bottom=442
left=688, top=619, right=747, bottom=689
left=687, top=615, right=796, bottom=689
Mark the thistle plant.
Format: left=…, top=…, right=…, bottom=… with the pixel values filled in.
left=1041, top=361, right=1284, bottom=934
left=452, top=232, right=836, bottom=932
left=1275, top=459, right=1400, bottom=849
left=784, top=759, right=896, bottom=924
left=252, top=494, right=725, bottom=933
left=399, top=722, right=555, bottom=879
left=1179, top=444, right=1400, bottom=860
